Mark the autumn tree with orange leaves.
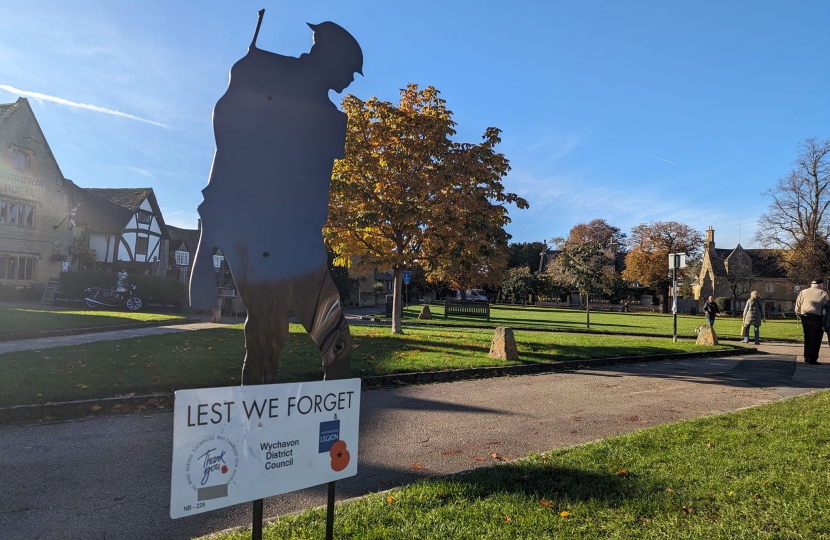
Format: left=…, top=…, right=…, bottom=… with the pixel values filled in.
left=325, top=84, right=528, bottom=333
left=622, top=221, right=703, bottom=312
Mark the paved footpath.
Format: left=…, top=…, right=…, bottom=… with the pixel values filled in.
left=2, top=341, right=829, bottom=540
left=0, top=307, right=385, bottom=355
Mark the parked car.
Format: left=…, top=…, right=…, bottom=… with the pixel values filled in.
left=455, top=289, right=488, bottom=302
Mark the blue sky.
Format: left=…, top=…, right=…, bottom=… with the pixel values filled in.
left=2, top=1, right=828, bottom=250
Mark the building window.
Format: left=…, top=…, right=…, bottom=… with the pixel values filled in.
left=175, top=250, right=189, bottom=266
left=136, top=210, right=152, bottom=224
left=12, top=149, right=29, bottom=171
left=135, top=236, right=149, bottom=256
left=0, top=199, right=34, bottom=228
left=213, top=255, right=224, bottom=269
left=765, top=283, right=775, bottom=294
left=0, top=256, right=35, bottom=280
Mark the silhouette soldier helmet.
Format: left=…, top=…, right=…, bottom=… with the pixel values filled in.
left=307, top=21, right=364, bottom=77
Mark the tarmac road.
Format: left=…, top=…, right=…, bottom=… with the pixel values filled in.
left=2, top=346, right=829, bottom=540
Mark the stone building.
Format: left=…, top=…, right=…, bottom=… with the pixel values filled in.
left=693, top=226, right=799, bottom=313
left=0, top=98, right=75, bottom=289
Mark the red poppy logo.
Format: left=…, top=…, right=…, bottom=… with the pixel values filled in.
left=221, top=465, right=228, bottom=474
left=330, top=440, right=350, bottom=472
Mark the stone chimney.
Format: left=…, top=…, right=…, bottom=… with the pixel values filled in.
left=705, top=226, right=715, bottom=250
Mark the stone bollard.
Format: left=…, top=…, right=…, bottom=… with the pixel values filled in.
left=489, top=327, right=519, bottom=360
left=695, top=325, right=718, bottom=345
left=418, top=305, right=432, bottom=320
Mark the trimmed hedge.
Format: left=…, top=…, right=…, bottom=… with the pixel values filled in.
left=59, top=271, right=186, bottom=302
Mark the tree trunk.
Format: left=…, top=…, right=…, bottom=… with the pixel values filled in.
left=392, top=267, right=403, bottom=334
left=585, top=292, right=591, bottom=328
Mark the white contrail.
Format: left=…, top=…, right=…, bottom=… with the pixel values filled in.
left=647, top=154, right=678, bottom=165
left=0, top=84, right=169, bottom=129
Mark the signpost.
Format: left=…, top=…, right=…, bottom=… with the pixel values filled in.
left=402, top=270, right=411, bottom=307
left=668, top=253, right=686, bottom=342
left=171, top=379, right=360, bottom=525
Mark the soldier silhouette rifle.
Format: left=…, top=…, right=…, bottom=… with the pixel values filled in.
left=190, top=10, right=362, bottom=385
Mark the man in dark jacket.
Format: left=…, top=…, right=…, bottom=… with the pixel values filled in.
left=796, top=279, right=829, bottom=364
left=703, top=295, right=720, bottom=327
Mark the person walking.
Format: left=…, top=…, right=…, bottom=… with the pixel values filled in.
left=741, top=291, right=765, bottom=344
left=795, top=279, right=829, bottom=365
left=703, top=295, right=719, bottom=327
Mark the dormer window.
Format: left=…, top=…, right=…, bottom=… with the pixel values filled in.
left=136, top=210, right=152, bottom=224
left=12, top=149, right=29, bottom=170
left=175, top=250, right=189, bottom=266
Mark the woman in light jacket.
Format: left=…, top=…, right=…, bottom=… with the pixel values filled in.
left=742, top=290, right=765, bottom=344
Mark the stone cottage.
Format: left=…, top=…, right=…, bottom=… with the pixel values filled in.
left=694, top=226, right=799, bottom=314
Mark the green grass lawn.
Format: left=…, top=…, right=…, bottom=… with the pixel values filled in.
left=388, top=304, right=805, bottom=342
left=0, top=306, right=184, bottom=337
left=216, top=391, right=830, bottom=540
left=0, top=324, right=734, bottom=406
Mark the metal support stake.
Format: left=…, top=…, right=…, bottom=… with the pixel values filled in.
left=326, top=481, right=336, bottom=540
left=672, top=268, right=678, bottom=343
left=252, top=498, right=263, bottom=540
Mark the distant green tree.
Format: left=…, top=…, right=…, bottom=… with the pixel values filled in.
left=500, top=266, right=538, bottom=304
left=601, top=272, right=630, bottom=304
left=556, top=240, right=607, bottom=328
left=507, top=242, right=546, bottom=272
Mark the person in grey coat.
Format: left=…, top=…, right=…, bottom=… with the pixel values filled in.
left=742, top=290, right=765, bottom=344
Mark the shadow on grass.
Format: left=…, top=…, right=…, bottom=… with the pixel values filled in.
left=445, top=462, right=636, bottom=505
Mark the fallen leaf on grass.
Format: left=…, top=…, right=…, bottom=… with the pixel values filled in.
left=707, top=516, right=718, bottom=522
left=752, top=493, right=760, bottom=499
left=410, top=463, right=426, bottom=471
left=473, top=456, right=486, bottom=461
left=560, top=511, right=570, bottom=517
left=503, top=516, right=511, bottom=523
left=438, top=492, right=449, bottom=499
left=666, top=488, right=675, bottom=493
left=706, top=441, right=711, bottom=448
left=682, top=506, right=693, bottom=514
left=441, top=451, right=461, bottom=455
left=488, top=452, right=505, bottom=460
left=616, top=468, right=627, bottom=475
left=637, top=517, right=650, bottom=522
left=539, top=500, right=554, bottom=508
left=387, top=496, right=394, bottom=505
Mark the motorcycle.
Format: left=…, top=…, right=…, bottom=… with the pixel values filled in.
left=84, top=282, right=143, bottom=311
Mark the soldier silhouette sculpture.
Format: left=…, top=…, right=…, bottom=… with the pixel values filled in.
left=190, top=11, right=360, bottom=385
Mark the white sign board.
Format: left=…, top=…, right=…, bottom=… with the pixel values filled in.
left=668, top=253, right=686, bottom=269
left=170, top=378, right=361, bottom=519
